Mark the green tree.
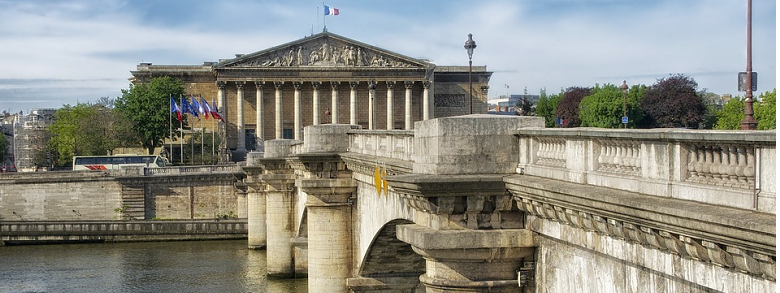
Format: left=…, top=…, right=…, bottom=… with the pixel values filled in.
left=48, top=103, right=113, bottom=165
left=755, top=89, right=776, bottom=130
left=0, top=131, right=8, bottom=165
left=713, top=98, right=744, bottom=130
left=535, top=88, right=556, bottom=127
left=639, top=74, right=705, bottom=128
left=579, top=84, right=646, bottom=128
left=116, top=76, right=185, bottom=155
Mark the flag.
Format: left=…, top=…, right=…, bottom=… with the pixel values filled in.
left=170, top=96, right=182, bottom=122
left=324, top=5, right=339, bottom=15
left=182, top=97, right=197, bottom=118
left=210, top=98, right=224, bottom=122
left=190, top=96, right=201, bottom=119
left=200, top=97, right=211, bottom=119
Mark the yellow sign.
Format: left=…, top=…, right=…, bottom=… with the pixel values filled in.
left=374, top=163, right=390, bottom=198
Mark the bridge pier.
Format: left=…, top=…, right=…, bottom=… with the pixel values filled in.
left=301, top=177, right=356, bottom=293
left=260, top=158, right=298, bottom=278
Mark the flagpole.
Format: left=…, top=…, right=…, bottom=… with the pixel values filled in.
left=211, top=97, right=215, bottom=163
left=179, top=94, right=184, bottom=165
left=169, top=94, right=173, bottom=163
left=322, top=2, right=326, bottom=31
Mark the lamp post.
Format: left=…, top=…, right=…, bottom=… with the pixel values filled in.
left=620, top=80, right=628, bottom=129
left=464, top=33, right=477, bottom=114
left=740, top=0, right=758, bottom=130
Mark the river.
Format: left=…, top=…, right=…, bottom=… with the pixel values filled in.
left=0, top=240, right=308, bottom=293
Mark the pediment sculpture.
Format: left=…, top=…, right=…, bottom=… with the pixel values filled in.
left=227, top=39, right=418, bottom=68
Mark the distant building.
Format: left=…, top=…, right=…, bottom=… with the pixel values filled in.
left=13, top=109, right=55, bottom=172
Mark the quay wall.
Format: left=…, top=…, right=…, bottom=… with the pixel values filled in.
left=0, top=219, right=247, bottom=245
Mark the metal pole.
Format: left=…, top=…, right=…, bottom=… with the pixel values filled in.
left=468, top=59, right=472, bottom=114
left=740, top=0, right=757, bottom=130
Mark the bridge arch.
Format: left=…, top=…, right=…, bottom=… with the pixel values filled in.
left=351, top=218, right=425, bottom=291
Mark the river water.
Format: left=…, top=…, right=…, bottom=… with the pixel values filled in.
left=0, top=240, right=308, bottom=293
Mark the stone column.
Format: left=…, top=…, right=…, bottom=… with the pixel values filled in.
left=301, top=177, right=356, bottom=293
left=236, top=81, right=246, bottom=152
left=245, top=173, right=266, bottom=249
left=312, top=81, right=321, bottom=126
left=330, top=81, right=340, bottom=124
left=386, top=81, right=395, bottom=130
left=404, top=81, right=414, bottom=130
left=294, top=81, right=303, bottom=140
left=217, top=81, right=227, bottom=119
left=255, top=82, right=265, bottom=150
left=368, top=81, right=376, bottom=130
left=423, top=81, right=431, bottom=120
left=349, top=81, right=359, bottom=125
left=274, top=81, right=284, bottom=139
left=260, top=159, right=297, bottom=278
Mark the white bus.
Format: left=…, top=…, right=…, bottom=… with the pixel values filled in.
left=72, top=155, right=166, bottom=171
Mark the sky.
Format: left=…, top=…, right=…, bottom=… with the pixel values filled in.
left=0, top=0, right=776, bottom=114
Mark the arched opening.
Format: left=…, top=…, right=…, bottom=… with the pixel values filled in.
left=351, top=219, right=425, bottom=292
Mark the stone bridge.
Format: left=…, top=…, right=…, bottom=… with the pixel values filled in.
left=244, top=115, right=775, bottom=293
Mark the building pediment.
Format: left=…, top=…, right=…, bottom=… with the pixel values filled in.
left=216, top=32, right=428, bottom=69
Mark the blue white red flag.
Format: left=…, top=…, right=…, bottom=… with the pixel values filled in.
left=182, top=97, right=198, bottom=118
left=170, top=96, right=182, bottom=122
left=200, top=97, right=211, bottom=119
left=210, top=98, right=225, bottom=122
left=190, top=96, right=201, bottom=118
left=324, top=5, right=339, bottom=15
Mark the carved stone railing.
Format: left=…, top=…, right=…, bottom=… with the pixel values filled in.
left=143, top=164, right=244, bottom=176
left=347, top=130, right=415, bottom=162
left=516, top=128, right=776, bottom=213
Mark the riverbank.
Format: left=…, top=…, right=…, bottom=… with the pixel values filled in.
left=0, top=219, right=247, bottom=245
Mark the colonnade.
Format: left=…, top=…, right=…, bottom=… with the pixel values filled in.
left=217, top=80, right=432, bottom=152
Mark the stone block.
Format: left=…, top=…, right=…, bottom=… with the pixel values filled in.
left=412, top=115, right=543, bottom=174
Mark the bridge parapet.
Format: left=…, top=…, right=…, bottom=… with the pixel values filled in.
left=516, top=128, right=776, bottom=213
left=347, top=129, right=415, bottom=162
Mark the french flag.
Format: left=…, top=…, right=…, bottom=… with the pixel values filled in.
left=324, top=5, right=339, bottom=15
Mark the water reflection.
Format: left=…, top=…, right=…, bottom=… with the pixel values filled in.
left=0, top=240, right=307, bottom=293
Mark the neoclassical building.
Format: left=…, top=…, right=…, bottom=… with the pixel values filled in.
left=131, top=31, right=491, bottom=156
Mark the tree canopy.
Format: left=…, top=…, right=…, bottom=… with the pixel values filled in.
left=639, top=74, right=705, bottom=128
left=48, top=103, right=112, bottom=165
left=0, top=131, right=8, bottom=165
left=755, top=89, right=776, bottom=130
left=579, top=84, right=646, bottom=128
left=116, top=76, right=185, bottom=154
left=555, top=87, right=591, bottom=128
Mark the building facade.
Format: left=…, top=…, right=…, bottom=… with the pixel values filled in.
left=130, top=31, right=491, bottom=157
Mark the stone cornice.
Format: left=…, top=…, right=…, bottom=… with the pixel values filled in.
left=505, top=174, right=776, bottom=280
left=340, top=152, right=412, bottom=177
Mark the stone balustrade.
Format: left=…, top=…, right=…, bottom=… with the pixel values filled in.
left=347, top=130, right=415, bottom=162
left=516, top=128, right=776, bottom=213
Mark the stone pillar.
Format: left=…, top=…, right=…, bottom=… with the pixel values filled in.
left=386, top=81, right=395, bottom=130
left=255, top=82, right=264, bottom=150
left=236, top=81, right=246, bottom=152
left=404, top=81, right=414, bottom=130
left=260, top=159, right=297, bottom=278
left=294, top=81, right=303, bottom=140
left=274, top=81, right=284, bottom=139
left=423, top=81, right=431, bottom=120
left=331, top=81, right=340, bottom=124
left=312, top=82, right=321, bottom=126
left=349, top=81, right=358, bottom=125
left=217, top=81, right=227, bottom=121
left=246, top=181, right=266, bottom=249
left=301, top=178, right=356, bottom=293
left=368, top=81, right=376, bottom=130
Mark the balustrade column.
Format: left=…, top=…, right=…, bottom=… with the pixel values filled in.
left=349, top=81, right=358, bottom=125
left=368, top=81, right=376, bottom=130
left=274, top=81, right=284, bottom=139
left=312, top=82, right=321, bottom=126
left=236, top=82, right=246, bottom=152
left=423, top=81, right=431, bottom=120
left=404, top=81, right=414, bottom=130
left=386, top=81, right=395, bottom=130
left=294, top=82, right=303, bottom=140
left=331, top=81, right=340, bottom=124
left=255, top=82, right=264, bottom=150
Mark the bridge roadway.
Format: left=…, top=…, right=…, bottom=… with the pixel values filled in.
left=245, top=115, right=776, bottom=293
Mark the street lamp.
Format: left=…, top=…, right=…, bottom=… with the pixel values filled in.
left=620, top=80, right=628, bottom=129
left=464, top=33, right=477, bottom=114
left=740, top=0, right=758, bottom=130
